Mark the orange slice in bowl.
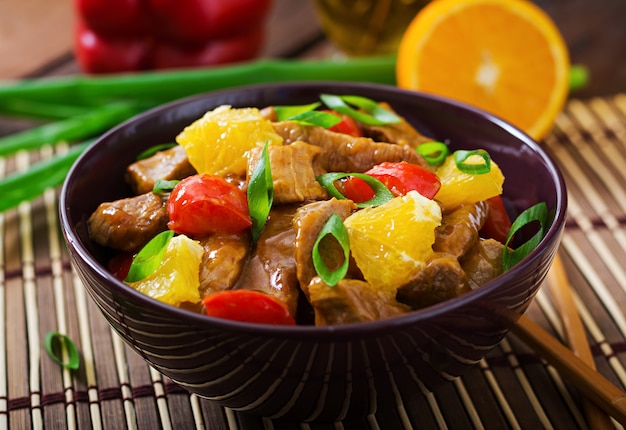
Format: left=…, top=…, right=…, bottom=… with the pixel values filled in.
left=396, top=0, right=570, bottom=141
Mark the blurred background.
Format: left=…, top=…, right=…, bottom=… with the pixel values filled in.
left=0, top=0, right=624, bottom=98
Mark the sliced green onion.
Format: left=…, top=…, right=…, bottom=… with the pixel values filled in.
left=152, top=179, right=179, bottom=194
left=273, top=102, right=320, bottom=121
left=312, top=214, right=350, bottom=286
left=320, top=94, right=401, bottom=125
left=247, top=142, right=274, bottom=243
left=454, top=149, right=491, bottom=174
left=569, top=64, right=589, bottom=91
left=44, top=331, right=80, bottom=370
left=125, top=230, right=174, bottom=282
left=316, top=172, right=394, bottom=208
left=137, top=143, right=177, bottom=160
left=417, top=141, right=449, bottom=166
left=285, top=110, right=343, bottom=128
left=503, top=202, right=549, bottom=271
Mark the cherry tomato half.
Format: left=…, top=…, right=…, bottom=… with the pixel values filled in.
left=365, top=161, right=441, bottom=199
left=480, top=195, right=512, bottom=243
left=167, top=174, right=252, bottom=237
left=203, top=290, right=296, bottom=325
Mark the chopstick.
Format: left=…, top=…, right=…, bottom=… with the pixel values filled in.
left=546, top=253, right=615, bottom=429
left=512, top=315, right=626, bottom=425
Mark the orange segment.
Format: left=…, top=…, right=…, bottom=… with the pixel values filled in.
left=396, top=0, right=570, bottom=140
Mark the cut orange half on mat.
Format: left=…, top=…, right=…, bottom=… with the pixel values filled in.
left=396, top=0, right=570, bottom=141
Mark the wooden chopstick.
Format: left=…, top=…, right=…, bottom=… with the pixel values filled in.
left=546, top=253, right=615, bottom=429
left=512, top=315, right=626, bottom=425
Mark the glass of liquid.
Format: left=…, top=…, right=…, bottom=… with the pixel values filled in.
left=312, top=0, right=431, bottom=56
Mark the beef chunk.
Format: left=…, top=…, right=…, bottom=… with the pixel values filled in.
left=434, top=201, right=489, bottom=259
left=272, top=121, right=428, bottom=172
left=198, top=233, right=250, bottom=298
left=248, top=141, right=328, bottom=204
left=126, top=145, right=196, bottom=195
left=292, top=199, right=357, bottom=295
left=359, top=102, right=433, bottom=149
left=461, top=239, right=505, bottom=290
left=307, top=277, right=410, bottom=325
left=88, top=192, right=168, bottom=253
left=396, top=252, right=470, bottom=309
left=233, top=205, right=300, bottom=317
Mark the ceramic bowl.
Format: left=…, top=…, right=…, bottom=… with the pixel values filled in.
left=59, top=82, right=567, bottom=422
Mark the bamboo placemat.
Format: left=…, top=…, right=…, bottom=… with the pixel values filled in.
left=0, top=93, right=625, bottom=429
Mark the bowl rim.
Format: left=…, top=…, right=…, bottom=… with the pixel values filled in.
left=59, top=81, right=568, bottom=338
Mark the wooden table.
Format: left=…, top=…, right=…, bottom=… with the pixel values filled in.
left=1, top=1, right=626, bottom=429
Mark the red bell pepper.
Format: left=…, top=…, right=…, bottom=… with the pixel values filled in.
left=74, top=0, right=273, bottom=74
left=203, top=290, right=296, bottom=325
left=167, top=174, right=252, bottom=237
left=324, top=110, right=363, bottom=137
left=365, top=161, right=441, bottom=199
left=479, top=195, right=512, bottom=243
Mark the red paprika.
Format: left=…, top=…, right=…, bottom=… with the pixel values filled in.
left=74, top=0, right=273, bottom=74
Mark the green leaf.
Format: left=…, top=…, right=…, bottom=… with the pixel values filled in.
left=44, top=331, right=80, bottom=370
left=152, top=179, right=179, bottom=194
left=247, top=142, right=274, bottom=243
left=312, top=214, right=351, bottom=286
left=316, top=172, right=394, bottom=208
left=320, top=93, right=401, bottom=125
left=503, top=202, right=549, bottom=271
left=125, top=230, right=175, bottom=282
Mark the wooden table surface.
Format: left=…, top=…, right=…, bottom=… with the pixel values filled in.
left=1, top=1, right=626, bottom=429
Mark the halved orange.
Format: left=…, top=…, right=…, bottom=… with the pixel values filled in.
left=396, top=0, right=570, bottom=140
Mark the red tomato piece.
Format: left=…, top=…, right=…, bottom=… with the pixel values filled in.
left=342, top=176, right=375, bottom=203
left=167, top=174, right=252, bottom=237
left=203, top=290, right=296, bottom=325
left=324, top=110, right=363, bottom=137
left=480, top=195, right=512, bottom=243
left=365, top=161, right=441, bottom=199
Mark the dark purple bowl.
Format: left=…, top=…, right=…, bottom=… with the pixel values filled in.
left=59, top=82, right=566, bottom=422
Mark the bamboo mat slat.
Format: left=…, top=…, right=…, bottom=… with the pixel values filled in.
left=0, top=93, right=625, bottom=429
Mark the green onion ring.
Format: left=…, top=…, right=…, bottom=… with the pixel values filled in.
left=44, top=331, right=80, bottom=370
left=320, top=94, right=401, bottom=125
left=316, top=172, right=394, bottom=208
left=454, top=149, right=491, bottom=174
left=502, top=202, right=549, bottom=271
left=417, top=141, right=449, bottom=166
left=312, top=214, right=351, bottom=286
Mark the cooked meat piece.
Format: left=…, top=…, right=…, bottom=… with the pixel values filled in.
left=248, top=141, right=328, bottom=204
left=461, top=239, right=505, bottom=290
left=292, top=198, right=357, bottom=295
left=126, top=145, right=196, bottom=195
left=88, top=192, right=168, bottom=253
left=307, top=277, right=410, bottom=325
left=233, top=205, right=300, bottom=317
left=198, top=233, right=250, bottom=298
left=259, top=106, right=278, bottom=122
left=359, top=102, right=433, bottom=149
left=434, top=201, right=489, bottom=259
left=396, top=252, right=470, bottom=309
left=272, top=121, right=428, bottom=172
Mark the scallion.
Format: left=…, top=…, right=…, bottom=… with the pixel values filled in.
left=503, top=202, right=549, bottom=271
left=454, top=149, right=491, bottom=174
left=44, top=331, right=80, bottom=370
left=274, top=102, right=320, bottom=121
left=152, top=179, right=179, bottom=194
left=316, top=172, right=394, bottom=208
left=320, top=94, right=401, bottom=125
left=125, top=230, right=175, bottom=282
left=247, top=142, right=274, bottom=243
left=137, top=143, right=177, bottom=160
left=312, top=214, right=350, bottom=286
left=417, top=141, right=449, bottom=166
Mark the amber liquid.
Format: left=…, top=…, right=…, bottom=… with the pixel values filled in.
left=313, top=0, right=430, bottom=56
